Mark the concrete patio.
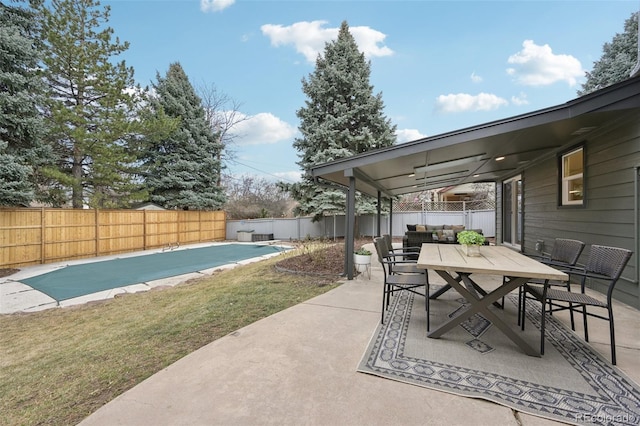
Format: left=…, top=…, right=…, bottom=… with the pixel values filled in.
left=79, top=251, right=640, bottom=426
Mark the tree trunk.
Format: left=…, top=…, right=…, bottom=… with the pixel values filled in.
left=72, top=148, right=83, bottom=208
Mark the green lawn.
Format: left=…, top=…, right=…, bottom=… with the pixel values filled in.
left=0, top=250, right=341, bottom=426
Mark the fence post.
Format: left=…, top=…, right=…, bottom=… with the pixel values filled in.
left=333, top=214, right=337, bottom=241
left=143, top=210, right=147, bottom=250
left=462, top=201, right=467, bottom=228
left=176, top=212, right=180, bottom=245
left=40, top=207, right=45, bottom=264
left=95, top=209, right=100, bottom=257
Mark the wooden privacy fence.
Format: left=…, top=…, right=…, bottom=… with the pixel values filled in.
left=0, top=208, right=226, bottom=268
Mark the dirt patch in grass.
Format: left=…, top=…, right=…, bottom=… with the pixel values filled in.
left=276, top=237, right=373, bottom=278
left=277, top=243, right=345, bottom=276
left=0, top=268, right=19, bottom=278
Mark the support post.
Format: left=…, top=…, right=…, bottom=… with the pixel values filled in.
left=389, top=197, right=394, bottom=238
left=345, top=174, right=356, bottom=279
left=376, top=191, right=382, bottom=238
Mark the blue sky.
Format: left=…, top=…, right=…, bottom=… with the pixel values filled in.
left=104, top=0, right=639, bottom=184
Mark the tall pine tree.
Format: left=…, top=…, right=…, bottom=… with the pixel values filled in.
left=38, top=0, right=149, bottom=208
left=282, top=21, right=396, bottom=221
left=143, top=62, right=226, bottom=210
left=578, top=11, right=638, bottom=95
left=0, top=0, right=49, bottom=206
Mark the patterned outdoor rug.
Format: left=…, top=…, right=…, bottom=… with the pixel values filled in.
left=357, top=288, right=640, bottom=426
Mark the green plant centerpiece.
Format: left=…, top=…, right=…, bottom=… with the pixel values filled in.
left=456, top=230, right=485, bottom=256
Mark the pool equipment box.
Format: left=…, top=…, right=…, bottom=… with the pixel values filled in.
left=237, top=230, right=254, bottom=242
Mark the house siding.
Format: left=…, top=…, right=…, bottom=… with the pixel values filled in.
left=521, top=114, right=640, bottom=308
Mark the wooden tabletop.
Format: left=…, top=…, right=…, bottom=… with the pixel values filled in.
left=417, top=244, right=568, bottom=281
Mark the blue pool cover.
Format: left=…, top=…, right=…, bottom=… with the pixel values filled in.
left=21, top=244, right=284, bottom=301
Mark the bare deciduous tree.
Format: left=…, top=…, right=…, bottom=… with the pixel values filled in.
left=223, top=174, right=292, bottom=219
left=197, top=82, right=249, bottom=186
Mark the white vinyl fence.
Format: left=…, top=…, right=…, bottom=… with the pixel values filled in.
left=227, top=210, right=495, bottom=241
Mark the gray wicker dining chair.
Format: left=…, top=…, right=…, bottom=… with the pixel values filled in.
left=519, top=238, right=585, bottom=327
left=374, top=237, right=429, bottom=328
left=524, top=245, right=632, bottom=364
left=381, top=234, right=425, bottom=275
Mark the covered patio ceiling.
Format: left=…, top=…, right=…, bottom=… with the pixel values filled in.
left=311, top=76, right=640, bottom=199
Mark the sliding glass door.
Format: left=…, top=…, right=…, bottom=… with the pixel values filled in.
left=503, top=175, right=522, bottom=249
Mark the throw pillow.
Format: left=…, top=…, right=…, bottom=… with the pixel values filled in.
left=416, top=225, right=426, bottom=232
left=442, top=229, right=455, bottom=241
left=407, top=224, right=417, bottom=232
left=452, top=225, right=465, bottom=233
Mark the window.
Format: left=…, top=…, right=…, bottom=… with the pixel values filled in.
left=560, top=147, right=584, bottom=206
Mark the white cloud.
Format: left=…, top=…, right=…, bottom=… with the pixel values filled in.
left=349, top=26, right=394, bottom=58
left=506, top=40, right=584, bottom=86
left=434, top=93, right=508, bottom=113
left=470, top=72, right=483, bottom=83
left=230, top=112, right=298, bottom=146
left=261, top=20, right=393, bottom=63
left=200, top=0, right=234, bottom=13
left=396, top=128, right=426, bottom=143
left=511, top=92, right=529, bottom=106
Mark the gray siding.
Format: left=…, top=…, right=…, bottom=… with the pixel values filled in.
left=521, top=115, right=639, bottom=308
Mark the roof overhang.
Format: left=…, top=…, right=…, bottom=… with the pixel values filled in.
left=312, top=76, right=640, bottom=198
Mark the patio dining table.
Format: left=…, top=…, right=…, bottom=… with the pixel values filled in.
left=417, top=244, right=568, bottom=356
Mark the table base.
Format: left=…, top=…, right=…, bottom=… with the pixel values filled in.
left=428, top=271, right=539, bottom=357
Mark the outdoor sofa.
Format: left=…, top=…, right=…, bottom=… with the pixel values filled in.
left=402, top=224, right=485, bottom=259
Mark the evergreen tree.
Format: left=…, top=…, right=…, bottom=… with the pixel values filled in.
left=578, top=11, right=638, bottom=96
left=0, top=142, right=32, bottom=206
left=0, top=0, right=49, bottom=206
left=37, top=0, right=149, bottom=208
left=144, top=62, right=226, bottom=210
left=281, top=21, right=396, bottom=221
